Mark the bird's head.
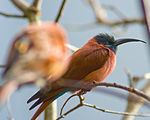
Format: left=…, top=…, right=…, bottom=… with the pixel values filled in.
left=94, top=33, right=146, bottom=53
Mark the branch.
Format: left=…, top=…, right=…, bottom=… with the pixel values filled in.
left=88, top=0, right=107, bottom=22
left=44, top=100, right=57, bottom=120
left=57, top=92, right=150, bottom=120
left=61, top=79, right=150, bottom=103
left=92, top=82, right=150, bottom=101
left=10, top=0, right=41, bottom=22
left=57, top=92, right=84, bottom=120
left=66, top=0, right=144, bottom=31
left=11, top=0, right=29, bottom=13
left=65, top=43, right=78, bottom=52
left=66, top=18, right=144, bottom=31
left=83, top=103, right=150, bottom=117
left=55, top=0, right=67, bottom=23
left=103, top=18, right=145, bottom=26
left=32, top=0, right=42, bottom=10
left=0, top=11, right=25, bottom=18
left=122, top=70, right=150, bottom=120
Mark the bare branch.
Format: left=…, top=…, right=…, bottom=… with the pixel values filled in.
left=65, top=43, right=78, bottom=52
left=66, top=0, right=144, bottom=31
left=32, top=0, right=42, bottom=10
left=0, top=11, right=25, bottom=18
left=57, top=93, right=84, bottom=120
left=60, top=79, right=150, bottom=103
left=88, top=0, right=107, bottom=22
left=11, top=0, right=29, bottom=13
left=57, top=92, right=150, bottom=120
left=10, top=0, right=41, bottom=22
left=83, top=103, right=150, bottom=117
left=55, top=0, right=67, bottom=23
left=92, top=82, right=150, bottom=102
left=60, top=93, right=78, bottom=116
left=104, top=18, right=145, bottom=26
left=65, top=18, right=144, bottom=31
left=122, top=70, right=150, bottom=120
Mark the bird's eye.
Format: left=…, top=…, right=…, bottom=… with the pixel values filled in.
left=14, top=38, right=30, bottom=53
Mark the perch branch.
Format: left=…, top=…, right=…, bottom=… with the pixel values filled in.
left=57, top=91, right=150, bottom=120
left=92, top=82, right=150, bottom=101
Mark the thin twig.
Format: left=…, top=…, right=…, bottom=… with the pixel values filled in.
left=57, top=93, right=84, bottom=120
left=60, top=93, right=78, bottom=116
left=55, top=0, right=67, bottom=23
left=57, top=92, right=150, bottom=120
left=57, top=104, right=82, bottom=120
left=104, top=18, right=145, bottom=26
left=66, top=18, right=144, bottom=31
left=0, top=11, right=25, bottom=18
left=83, top=103, right=150, bottom=117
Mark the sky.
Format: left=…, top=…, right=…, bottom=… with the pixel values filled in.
left=0, top=0, right=150, bottom=120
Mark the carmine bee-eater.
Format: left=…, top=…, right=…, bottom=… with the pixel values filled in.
left=0, top=22, right=69, bottom=105
left=27, top=33, right=145, bottom=120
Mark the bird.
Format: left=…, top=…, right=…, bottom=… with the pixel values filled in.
left=27, top=33, right=146, bottom=120
left=0, top=22, right=69, bottom=105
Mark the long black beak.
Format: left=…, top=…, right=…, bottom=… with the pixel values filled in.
left=114, top=38, right=146, bottom=46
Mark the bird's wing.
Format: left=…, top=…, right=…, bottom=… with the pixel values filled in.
left=63, top=45, right=110, bottom=80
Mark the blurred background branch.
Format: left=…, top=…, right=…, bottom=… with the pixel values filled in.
left=66, top=0, right=145, bottom=31
left=122, top=69, right=150, bottom=120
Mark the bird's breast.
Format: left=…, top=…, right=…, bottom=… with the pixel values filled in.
left=83, top=50, right=116, bottom=83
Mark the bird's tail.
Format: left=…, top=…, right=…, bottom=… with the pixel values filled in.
left=0, top=81, right=18, bottom=105
left=27, top=87, right=70, bottom=120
